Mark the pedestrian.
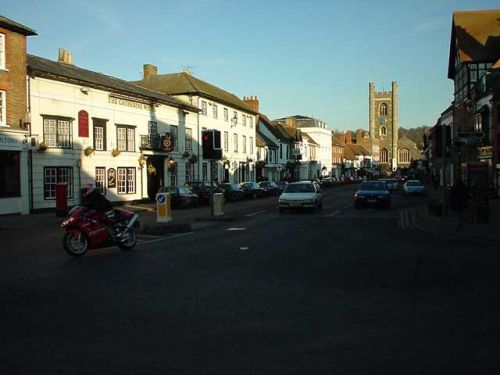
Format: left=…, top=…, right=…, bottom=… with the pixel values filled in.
left=449, top=178, right=469, bottom=231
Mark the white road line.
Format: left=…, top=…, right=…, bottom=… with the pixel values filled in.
left=327, top=209, right=341, bottom=217
left=227, top=227, right=246, bottom=231
left=343, top=203, right=353, bottom=209
left=245, top=210, right=266, bottom=217
left=240, top=247, right=249, bottom=251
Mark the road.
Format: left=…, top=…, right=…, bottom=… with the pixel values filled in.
left=1, top=184, right=499, bottom=374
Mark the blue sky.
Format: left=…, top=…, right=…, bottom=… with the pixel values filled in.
left=3, top=0, right=498, bottom=130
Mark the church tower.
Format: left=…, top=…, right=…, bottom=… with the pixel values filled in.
left=369, top=81, right=398, bottom=171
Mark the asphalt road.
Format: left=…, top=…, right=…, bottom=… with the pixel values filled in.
left=1, top=185, right=499, bottom=374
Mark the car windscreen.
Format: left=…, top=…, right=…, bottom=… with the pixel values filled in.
left=285, top=184, right=315, bottom=193
left=178, top=186, right=192, bottom=194
left=360, top=182, right=386, bottom=190
left=407, top=181, right=422, bottom=186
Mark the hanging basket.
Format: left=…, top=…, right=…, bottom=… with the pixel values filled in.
left=188, top=155, right=198, bottom=164
left=182, top=151, right=190, bottom=158
left=111, top=148, right=120, bottom=157
left=38, top=142, right=48, bottom=152
left=84, top=146, right=94, bottom=157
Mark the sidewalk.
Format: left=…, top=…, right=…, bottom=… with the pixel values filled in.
left=411, top=186, right=500, bottom=243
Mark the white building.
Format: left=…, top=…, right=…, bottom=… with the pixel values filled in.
left=28, top=51, right=199, bottom=210
left=133, top=67, right=259, bottom=183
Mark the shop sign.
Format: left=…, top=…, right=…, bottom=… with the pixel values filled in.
left=160, top=133, right=174, bottom=152
left=0, top=135, right=21, bottom=150
left=477, top=146, right=492, bottom=159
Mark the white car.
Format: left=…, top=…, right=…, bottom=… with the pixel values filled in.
left=278, top=181, right=323, bottom=213
left=403, top=180, right=425, bottom=195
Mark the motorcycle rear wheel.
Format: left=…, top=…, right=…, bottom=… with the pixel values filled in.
left=63, top=232, right=88, bottom=257
left=118, top=228, right=137, bottom=250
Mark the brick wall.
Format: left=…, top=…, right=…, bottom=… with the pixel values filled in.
left=0, top=26, right=28, bottom=129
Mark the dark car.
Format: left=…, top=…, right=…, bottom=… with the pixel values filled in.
left=220, top=182, right=245, bottom=202
left=185, top=181, right=224, bottom=205
left=159, top=186, right=199, bottom=208
left=354, top=181, right=391, bottom=209
left=275, top=181, right=288, bottom=195
left=319, top=177, right=334, bottom=187
left=258, top=181, right=279, bottom=196
left=239, top=182, right=266, bottom=199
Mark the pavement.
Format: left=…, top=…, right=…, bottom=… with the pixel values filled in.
left=399, top=185, right=500, bottom=244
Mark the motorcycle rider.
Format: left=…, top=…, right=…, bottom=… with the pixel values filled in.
left=80, top=183, right=124, bottom=241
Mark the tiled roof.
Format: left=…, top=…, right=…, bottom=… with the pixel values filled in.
left=27, top=55, right=198, bottom=111
left=448, top=9, right=500, bottom=78
left=0, top=15, right=37, bottom=35
left=132, top=72, right=258, bottom=115
left=332, top=136, right=345, bottom=146
left=344, top=144, right=370, bottom=160
left=257, top=115, right=290, bottom=142
left=256, top=132, right=278, bottom=149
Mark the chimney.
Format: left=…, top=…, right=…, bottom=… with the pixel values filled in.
left=345, top=131, right=352, bottom=144
left=58, top=48, right=73, bottom=65
left=356, top=129, right=364, bottom=141
left=143, top=64, right=157, bottom=80
left=243, top=95, right=259, bottom=113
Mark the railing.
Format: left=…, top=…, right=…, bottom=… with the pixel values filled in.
left=140, top=134, right=160, bottom=150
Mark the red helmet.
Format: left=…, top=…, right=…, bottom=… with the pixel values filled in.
left=81, top=183, right=95, bottom=197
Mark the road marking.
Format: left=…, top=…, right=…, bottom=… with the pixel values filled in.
left=245, top=210, right=266, bottom=217
left=327, top=209, right=341, bottom=217
left=343, top=203, right=353, bottom=209
left=227, top=227, right=246, bottom=231
left=124, top=205, right=156, bottom=212
left=240, top=246, right=249, bottom=251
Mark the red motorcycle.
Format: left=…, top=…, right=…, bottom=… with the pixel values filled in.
left=60, top=206, right=139, bottom=256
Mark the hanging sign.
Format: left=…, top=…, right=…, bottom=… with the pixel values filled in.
left=107, top=168, right=116, bottom=188
left=160, top=133, right=174, bottom=152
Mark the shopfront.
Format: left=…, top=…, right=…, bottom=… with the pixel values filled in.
left=0, top=129, right=29, bottom=215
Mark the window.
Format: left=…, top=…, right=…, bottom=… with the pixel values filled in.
left=380, top=126, right=387, bottom=136
left=242, top=135, right=247, bottom=153
left=224, top=131, right=228, bottom=151
left=185, top=162, right=193, bottom=183
left=398, top=148, right=411, bottom=163
left=249, top=116, right=253, bottom=128
left=117, top=167, right=136, bottom=194
left=380, top=148, right=389, bottom=163
left=379, top=103, right=388, bottom=116
left=201, top=101, right=207, bottom=115
left=0, top=33, right=4, bottom=70
left=185, top=128, right=192, bottom=150
left=95, top=167, right=106, bottom=194
left=233, top=111, right=238, bottom=124
left=224, top=108, right=228, bottom=121
left=170, top=125, right=178, bottom=150
left=202, top=163, right=208, bottom=181
left=250, top=137, right=254, bottom=154
left=116, top=126, right=135, bottom=152
left=93, top=119, right=107, bottom=151
left=243, top=115, right=246, bottom=126
left=44, top=167, right=73, bottom=199
left=474, top=114, right=482, bottom=132
left=0, top=90, right=5, bottom=126
left=43, top=117, right=72, bottom=148
left=280, top=144, right=283, bottom=159
left=0, top=151, right=20, bottom=197
left=169, top=162, right=177, bottom=186
left=234, top=133, right=238, bottom=153
left=213, top=104, right=218, bottom=119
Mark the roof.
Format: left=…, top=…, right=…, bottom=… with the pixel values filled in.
left=0, top=15, right=37, bottom=35
left=256, top=132, right=278, bottom=149
left=302, top=133, right=319, bottom=146
left=448, top=9, right=500, bottom=79
left=344, top=144, right=370, bottom=160
left=332, top=137, right=345, bottom=147
left=27, top=55, right=198, bottom=111
left=132, top=72, right=258, bottom=115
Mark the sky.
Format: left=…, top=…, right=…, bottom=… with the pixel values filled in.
left=2, top=0, right=499, bottom=131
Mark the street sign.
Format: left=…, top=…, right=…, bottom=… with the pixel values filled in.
left=156, top=192, right=172, bottom=223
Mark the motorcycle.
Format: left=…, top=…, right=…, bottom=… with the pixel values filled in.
left=60, top=206, right=139, bottom=256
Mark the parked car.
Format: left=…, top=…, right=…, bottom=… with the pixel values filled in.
left=220, top=182, right=245, bottom=202
left=275, top=181, right=288, bottom=195
left=239, top=182, right=266, bottom=199
left=354, top=181, right=391, bottom=209
left=278, top=181, right=323, bottom=213
left=378, top=178, right=399, bottom=191
left=185, top=181, right=224, bottom=204
left=258, top=181, right=280, bottom=196
left=403, top=180, right=425, bottom=195
left=158, top=186, right=199, bottom=208
left=320, top=177, right=334, bottom=187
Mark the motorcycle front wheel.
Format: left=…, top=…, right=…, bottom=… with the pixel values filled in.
left=118, top=228, right=137, bottom=250
left=63, top=231, right=89, bottom=257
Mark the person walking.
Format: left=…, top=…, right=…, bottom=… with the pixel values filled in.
left=449, top=178, right=469, bottom=231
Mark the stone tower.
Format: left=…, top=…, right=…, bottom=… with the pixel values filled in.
left=369, top=81, right=399, bottom=171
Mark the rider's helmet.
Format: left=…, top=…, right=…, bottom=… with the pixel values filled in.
left=81, top=182, right=95, bottom=198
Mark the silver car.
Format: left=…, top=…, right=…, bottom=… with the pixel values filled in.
left=278, top=181, right=323, bottom=213
left=403, top=180, right=425, bottom=195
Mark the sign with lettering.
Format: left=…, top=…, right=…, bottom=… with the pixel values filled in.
left=108, top=96, right=153, bottom=111
left=478, top=146, right=492, bottom=159
left=107, top=168, right=116, bottom=188
left=78, top=110, right=89, bottom=137
left=0, top=134, right=22, bottom=150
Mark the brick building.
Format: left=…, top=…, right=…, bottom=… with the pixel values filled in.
left=0, top=16, right=36, bottom=215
